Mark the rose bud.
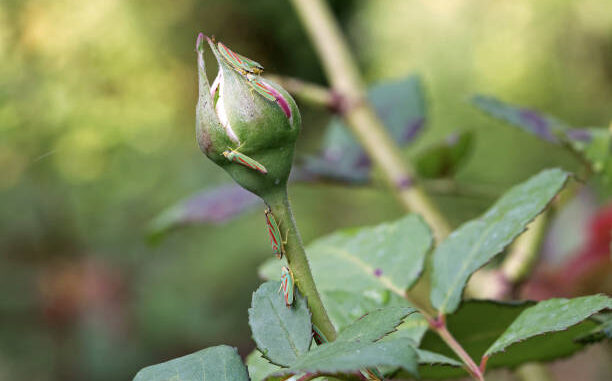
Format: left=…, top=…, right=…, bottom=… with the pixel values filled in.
left=195, top=33, right=300, bottom=199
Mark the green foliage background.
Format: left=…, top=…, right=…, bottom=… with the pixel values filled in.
left=0, top=0, right=610, bottom=380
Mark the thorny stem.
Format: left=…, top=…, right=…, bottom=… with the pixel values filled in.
left=290, top=0, right=451, bottom=242
left=263, top=187, right=337, bottom=342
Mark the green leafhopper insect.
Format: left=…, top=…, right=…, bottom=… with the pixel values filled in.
left=217, top=41, right=264, bottom=75
left=279, top=266, right=294, bottom=307
left=312, top=324, right=329, bottom=345
left=245, top=74, right=293, bottom=119
left=264, top=207, right=286, bottom=259
left=361, top=368, right=383, bottom=381
left=246, top=73, right=278, bottom=102
left=222, top=145, right=268, bottom=175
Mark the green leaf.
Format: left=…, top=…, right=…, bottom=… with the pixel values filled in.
left=246, top=350, right=282, bottom=381
left=133, top=345, right=249, bottom=381
left=385, top=310, right=430, bottom=345
left=275, top=338, right=418, bottom=377
left=430, top=168, right=569, bottom=314
left=472, top=95, right=568, bottom=143
left=321, top=290, right=430, bottom=345
left=374, top=338, right=461, bottom=379
left=321, top=289, right=391, bottom=331
left=567, top=127, right=612, bottom=183
left=417, top=349, right=462, bottom=367
left=575, top=312, right=612, bottom=344
left=261, top=214, right=431, bottom=295
left=485, top=295, right=612, bottom=357
left=336, top=306, right=415, bottom=343
left=320, top=214, right=432, bottom=293
left=248, top=281, right=312, bottom=367
left=415, top=300, right=604, bottom=379
left=414, top=131, right=474, bottom=178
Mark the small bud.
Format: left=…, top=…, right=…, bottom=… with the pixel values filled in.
left=195, top=34, right=301, bottom=198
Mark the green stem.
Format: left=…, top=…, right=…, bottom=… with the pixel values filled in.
left=290, top=0, right=451, bottom=242
left=265, top=75, right=338, bottom=110
left=263, top=187, right=337, bottom=342
left=433, top=321, right=485, bottom=381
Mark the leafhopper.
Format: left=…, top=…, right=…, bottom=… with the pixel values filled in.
left=264, top=207, right=286, bottom=259
left=222, top=146, right=267, bottom=175
left=217, top=42, right=264, bottom=75
left=246, top=73, right=277, bottom=102
left=361, top=368, right=383, bottom=381
left=279, top=266, right=294, bottom=307
left=312, top=324, right=329, bottom=345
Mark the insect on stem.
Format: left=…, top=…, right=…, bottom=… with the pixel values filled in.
left=312, top=324, right=329, bottom=345
left=264, top=207, right=286, bottom=259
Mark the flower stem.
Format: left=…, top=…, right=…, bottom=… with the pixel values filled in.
left=290, top=0, right=451, bottom=242
left=263, top=187, right=337, bottom=342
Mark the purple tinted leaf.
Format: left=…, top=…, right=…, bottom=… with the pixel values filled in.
left=403, top=117, right=425, bottom=143
left=472, top=95, right=568, bottom=143
left=298, top=118, right=371, bottom=184
left=298, top=156, right=371, bottom=184
left=148, top=184, right=259, bottom=240
left=369, top=75, right=426, bottom=145
left=565, top=128, right=593, bottom=143
left=301, top=75, right=426, bottom=184
left=518, top=109, right=556, bottom=141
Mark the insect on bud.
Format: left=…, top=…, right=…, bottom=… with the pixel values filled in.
left=195, top=34, right=301, bottom=198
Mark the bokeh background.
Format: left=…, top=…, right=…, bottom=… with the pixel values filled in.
left=1, top=0, right=610, bottom=380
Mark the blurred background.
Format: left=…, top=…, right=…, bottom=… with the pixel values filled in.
left=0, top=0, right=610, bottom=380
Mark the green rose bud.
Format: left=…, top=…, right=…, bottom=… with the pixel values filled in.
left=195, top=34, right=301, bottom=198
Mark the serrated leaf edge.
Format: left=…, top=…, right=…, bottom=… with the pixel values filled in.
left=435, top=169, right=569, bottom=314
left=484, top=294, right=612, bottom=357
